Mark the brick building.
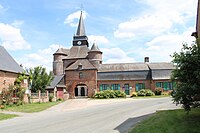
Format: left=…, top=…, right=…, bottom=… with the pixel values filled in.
left=47, top=11, right=175, bottom=99
left=0, top=46, right=28, bottom=93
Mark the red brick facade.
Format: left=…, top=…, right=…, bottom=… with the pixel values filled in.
left=97, top=80, right=151, bottom=93
left=65, top=69, right=97, bottom=98
left=0, top=71, right=18, bottom=92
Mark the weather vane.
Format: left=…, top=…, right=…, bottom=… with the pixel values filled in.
left=80, top=4, right=84, bottom=11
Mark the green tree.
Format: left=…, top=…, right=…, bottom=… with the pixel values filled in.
left=29, top=66, right=53, bottom=93
left=171, top=40, right=200, bottom=112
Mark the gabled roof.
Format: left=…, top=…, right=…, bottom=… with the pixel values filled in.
left=98, top=71, right=151, bottom=81
left=65, top=45, right=89, bottom=59
left=46, top=75, right=65, bottom=89
left=98, top=63, right=149, bottom=72
left=148, top=63, right=174, bottom=70
left=66, top=59, right=97, bottom=70
left=148, top=63, right=174, bottom=80
left=151, top=69, right=173, bottom=80
left=0, top=46, right=24, bottom=73
left=76, top=11, right=86, bottom=36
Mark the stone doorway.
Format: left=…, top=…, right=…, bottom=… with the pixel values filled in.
left=74, top=84, right=88, bottom=97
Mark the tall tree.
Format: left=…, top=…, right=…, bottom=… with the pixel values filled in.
left=171, top=40, right=200, bottom=112
left=29, top=66, right=53, bottom=93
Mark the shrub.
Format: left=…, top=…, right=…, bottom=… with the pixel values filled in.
left=137, top=89, right=155, bottom=96
left=146, top=89, right=155, bottom=96
left=94, top=90, right=126, bottom=99
left=49, top=95, right=54, bottom=102
left=137, top=89, right=146, bottom=96
left=114, top=90, right=126, bottom=98
left=155, top=88, right=163, bottom=95
left=131, top=92, right=138, bottom=97
left=57, top=98, right=62, bottom=101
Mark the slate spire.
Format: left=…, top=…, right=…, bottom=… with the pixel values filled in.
left=76, top=11, right=86, bottom=36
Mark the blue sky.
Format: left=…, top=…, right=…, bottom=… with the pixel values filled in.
left=0, top=0, right=197, bottom=71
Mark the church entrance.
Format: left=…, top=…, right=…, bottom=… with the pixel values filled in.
left=81, top=87, right=85, bottom=96
left=75, top=87, right=78, bottom=96
left=74, top=84, right=88, bottom=97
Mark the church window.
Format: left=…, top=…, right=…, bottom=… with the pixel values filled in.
left=79, top=72, right=83, bottom=79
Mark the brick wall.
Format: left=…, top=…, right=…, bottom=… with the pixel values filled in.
left=65, top=69, right=97, bottom=98
left=0, top=70, right=28, bottom=92
left=0, top=71, right=18, bottom=92
left=97, top=80, right=151, bottom=94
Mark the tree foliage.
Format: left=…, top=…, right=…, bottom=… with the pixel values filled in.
left=29, top=66, right=53, bottom=93
left=171, top=40, right=200, bottom=112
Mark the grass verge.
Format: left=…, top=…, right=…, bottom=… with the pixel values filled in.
left=129, top=108, right=200, bottom=133
left=0, top=113, right=18, bottom=121
left=1, top=101, right=62, bottom=113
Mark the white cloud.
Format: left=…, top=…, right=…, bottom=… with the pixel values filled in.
left=18, top=44, right=67, bottom=72
left=64, top=10, right=87, bottom=27
left=101, top=47, right=135, bottom=63
left=0, top=23, right=31, bottom=50
left=114, top=15, right=172, bottom=38
left=137, top=27, right=195, bottom=62
left=114, top=0, right=196, bottom=39
left=88, top=35, right=109, bottom=45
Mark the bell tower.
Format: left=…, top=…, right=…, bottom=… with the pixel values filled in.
left=72, top=11, right=89, bottom=47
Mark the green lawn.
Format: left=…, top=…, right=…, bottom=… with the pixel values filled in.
left=129, top=108, right=200, bottom=133
left=0, top=113, right=18, bottom=121
left=2, top=101, right=62, bottom=113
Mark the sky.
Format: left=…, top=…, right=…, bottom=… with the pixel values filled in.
left=0, top=0, right=197, bottom=71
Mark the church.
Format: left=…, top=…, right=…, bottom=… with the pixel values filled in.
left=47, top=11, right=175, bottom=99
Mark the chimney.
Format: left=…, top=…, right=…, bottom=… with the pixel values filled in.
left=144, top=57, right=149, bottom=63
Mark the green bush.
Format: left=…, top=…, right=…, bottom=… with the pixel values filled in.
left=146, top=89, right=155, bottom=96
left=94, top=90, right=126, bottom=99
left=57, top=98, right=62, bottom=101
left=155, top=88, right=163, bottom=95
left=49, top=96, right=54, bottom=102
left=137, top=89, right=155, bottom=96
left=114, top=90, right=126, bottom=98
left=131, top=92, right=138, bottom=97
left=137, top=89, right=146, bottom=96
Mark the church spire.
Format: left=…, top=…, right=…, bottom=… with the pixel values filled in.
left=72, top=11, right=89, bottom=47
left=76, top=11, right=86, bottom=36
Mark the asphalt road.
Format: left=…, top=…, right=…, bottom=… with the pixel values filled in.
left=0, top=97, right=180, bottom=133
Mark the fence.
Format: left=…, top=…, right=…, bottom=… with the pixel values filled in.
left=24, top=90, right=49, bottom=103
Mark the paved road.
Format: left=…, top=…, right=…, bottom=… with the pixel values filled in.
left=0, top=97, right=180, bottom=133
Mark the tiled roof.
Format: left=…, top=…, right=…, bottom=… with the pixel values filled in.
left=0, top=46, right=24, bottom=73
left=98, top=71, right=151, bottom=80
left=151, top=69, right=173, bottom=80
left=46, top=75, right=65, bottom=89
left=90, top=43, right=101, bottom=51
left=98, top=63, right=149, bottom=72
left=54, top=48, right=69, bottom=55
left=66, top=59, right=97, bottom=70
left=65, top=45, right=89, bottom=59
left=147, top=63, right=175, bottom=70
